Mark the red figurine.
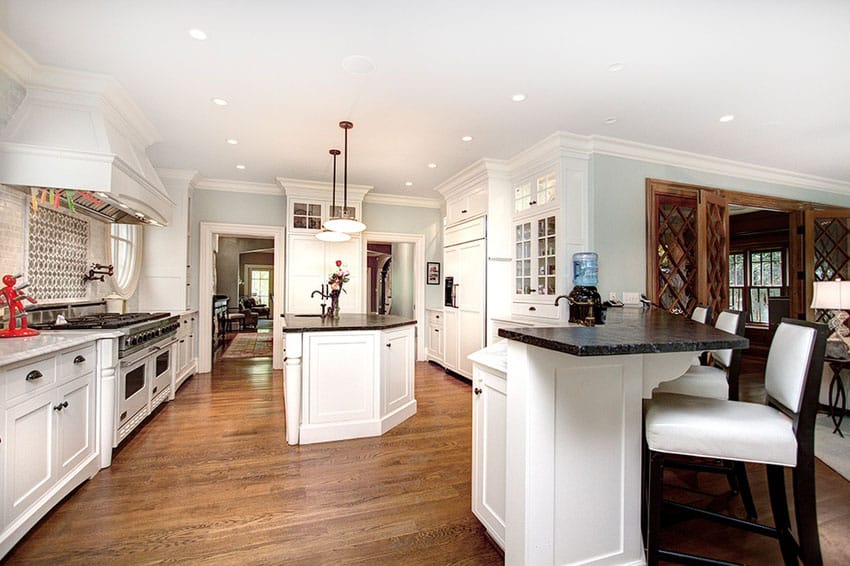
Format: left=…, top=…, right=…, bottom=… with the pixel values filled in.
left=0, top=273, right=39, bottom=337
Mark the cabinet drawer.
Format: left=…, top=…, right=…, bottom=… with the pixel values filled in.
left=5, top=356, right=57, bottom=403
left=511, top=302, right=560, bottom=320
left=58, top=344, right=96, bottom=382
left=428, top=310, right=444, bottom=327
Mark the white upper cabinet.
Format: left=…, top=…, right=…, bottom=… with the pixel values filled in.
left=513, top=171, right=557, bottom=216
left=446, top=184, right=488, bottom=226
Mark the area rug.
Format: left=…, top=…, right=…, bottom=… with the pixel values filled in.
left=221, top=332, right=273, bottom=359
left=815, top=414, right=850, bottom=481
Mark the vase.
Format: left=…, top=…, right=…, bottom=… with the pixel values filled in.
left=329, top=291, right=340, bottom=319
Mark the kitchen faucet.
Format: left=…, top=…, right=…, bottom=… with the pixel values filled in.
left=554, top=294, right=570, bottom=306
left=311, top=286, right=330, bottom=318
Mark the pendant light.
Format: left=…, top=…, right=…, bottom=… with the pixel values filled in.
left=316, top=148, right=351, bottom=242
left=323, top=120, right=366, bottom=233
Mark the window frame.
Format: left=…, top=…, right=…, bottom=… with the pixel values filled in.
left=728, top=246, right=788, bottom=325
left=109, top=224, right=143, bottom=299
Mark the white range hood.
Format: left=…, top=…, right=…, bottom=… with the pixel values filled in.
left=0, top=35, right=173, bottom=225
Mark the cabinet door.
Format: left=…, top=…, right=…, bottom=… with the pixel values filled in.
left=4, top=390, right=55, bottom=521
left=514, top=213, right=558, bottom=300
left=457, top=240, right=486, bottom=377
left=56, top=374, right=95, bottom=479
left=287, top=236, right=327, bottom=313
left=305, top=333, right=377, bottom=424
left=382, top=327, right=414, bottom=414
left=472, top=367, right=507, bottom=547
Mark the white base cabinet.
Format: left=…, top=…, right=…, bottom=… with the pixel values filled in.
left=426, top=309, right=444, bottom=363
left=1, top=343, right=99, bottom=558
left=174, top=311, right=197, bottom=392
left=284, top=322, right=417, bottom=445
left=470, top=345, right=507, bottom=550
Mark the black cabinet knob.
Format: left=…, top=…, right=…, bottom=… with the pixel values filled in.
left=461, top=209, right=468, bottom=214
left=386, top=343, right=392, bottom=348
left=53, top=401, right=69, bottom=411
left=474, top=387, right=482, bottom=395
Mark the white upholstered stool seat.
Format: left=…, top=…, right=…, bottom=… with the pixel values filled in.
left=654, top=366, right=729, bottom=400
left=646, top=393, right=797, bottom=466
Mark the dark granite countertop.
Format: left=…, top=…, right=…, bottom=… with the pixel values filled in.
left=498, top=307, right=748, bottom=356
left=282, top=313, right=416, bottom=332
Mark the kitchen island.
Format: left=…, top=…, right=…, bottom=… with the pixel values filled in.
left=496, top=307, right=748, bottom=566
left=282, top=314, right=417, bottom=445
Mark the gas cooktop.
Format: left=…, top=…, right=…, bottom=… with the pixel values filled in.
left=30, top=312, right=171, bottom=330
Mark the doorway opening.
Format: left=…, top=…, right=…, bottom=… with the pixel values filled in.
left=199, top=222, right=285, bottom=373
left=363, top=231, right=426, bottom=361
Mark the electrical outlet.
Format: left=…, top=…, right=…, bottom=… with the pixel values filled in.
left=608, top=292, right=618, bottom=302
left=622, top=292, right=641, bottom=305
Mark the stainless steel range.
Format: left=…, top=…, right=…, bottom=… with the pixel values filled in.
left=31, top=308, right=181, bottom=445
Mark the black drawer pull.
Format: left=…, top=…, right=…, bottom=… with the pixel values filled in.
left=474, top=387, right=482, bottom=395
left=153, top=386, right=158, bottom=394
left=461, top=209, right=468, bottom=214
left=434, top=329, right=439, bottom=333
left=53, top=401, right=69, bottom=411
left=73, top=355, right=86, bottom=364
left=528, top=306, right=537, bottom=312
left=386, top=343, right=392, bottom=348
left=26, top=370, right=43, bottom=381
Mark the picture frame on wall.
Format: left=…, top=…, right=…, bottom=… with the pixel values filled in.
left=426, top=262, right=440, bottom=285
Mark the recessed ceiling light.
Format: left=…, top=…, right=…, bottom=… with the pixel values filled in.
left=226, top=138, right=239, bottom=145
left=427, top=163, right=437, bottom=169
left=188, top=28, right=208, bottom=41
left=211, top=98, right=228, bottom=106
left=608, top=62, right=625, bottom=72
left=461, top=135, right=473, bottom=142
left=719, top=114, right=735, bottom=123
left=404, top=181, right=413, bottom=187
left=342, top=55, right=376, bottom=75
left=236, top=164, right=246, bottom=170
left=511, top=93, right=527, bottom=102
left=604, top=117, right=617, bottom=125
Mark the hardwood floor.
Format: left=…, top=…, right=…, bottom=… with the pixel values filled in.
left=3, top=355, right=849, bottom=565
left=3, top=359, right=502, bottom=565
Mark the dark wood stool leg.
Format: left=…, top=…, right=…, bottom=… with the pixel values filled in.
left=646, top=451, right=665, bottom=566
left=792, top=459, right=823, bottom=566
left=731, top=462, right=757, bottom=520
left=766, top=465, right=796, bottom=566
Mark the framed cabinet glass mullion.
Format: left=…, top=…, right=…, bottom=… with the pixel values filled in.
left=515, top=213, right=557, bottom=299
left=292, top=201, right=323, bottom=231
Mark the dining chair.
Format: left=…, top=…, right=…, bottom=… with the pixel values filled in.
left=652, top=309, right=756, bottom=517
left=644, top=318, right=828, bottom=565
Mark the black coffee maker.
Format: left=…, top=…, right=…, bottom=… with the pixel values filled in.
left=567, top=252, right=604, bottom=325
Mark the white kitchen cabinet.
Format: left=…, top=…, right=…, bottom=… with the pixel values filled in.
left=513, top=170, right=557, bottom=215
left=514, top=213, right=558, bottom=300
left=381, top=326, right=415, bottom=416
left=426, top=309, right=444, bottom=362
left=282, top=181, right=370, bottom=316
left=1, top=343, right=98, bottom=557
left=442, top=227, right=486, bottom=379
left=471, top=347, right=507, bottom=549
left=175, top=311, right=197, bottom=392
left=446, top=184, right=488, bottom=227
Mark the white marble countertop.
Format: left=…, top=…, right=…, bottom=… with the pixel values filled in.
left=0, top=329, right=122, bottom=368
left=468, top=339, right=507, bottom=375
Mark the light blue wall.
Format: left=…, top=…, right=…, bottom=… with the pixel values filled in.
left=189, top=189, right=287, bottom=310
left=362, top=202, right=444, bottom=309
left=591, top=154, right=850, bottom=299
left=188, top=192, right=443, bottom=311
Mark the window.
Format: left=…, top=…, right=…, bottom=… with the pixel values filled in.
left=109, top=224, right=142, bottom=298
left=728, top=248, right=787, bottom=324
left=249, top=268, right=271, bottom=305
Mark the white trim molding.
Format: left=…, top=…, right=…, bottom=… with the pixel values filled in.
left=198, top=221, right=286, bottom=373
left=364, top=192, right=442, bottom=209
left=194, top=178, right=282, bottom=195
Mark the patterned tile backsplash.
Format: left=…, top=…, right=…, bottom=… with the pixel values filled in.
left=28, top=206, right=89, bottom=299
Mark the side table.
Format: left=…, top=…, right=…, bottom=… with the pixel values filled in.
left=824, top=357, right=848, bottom=437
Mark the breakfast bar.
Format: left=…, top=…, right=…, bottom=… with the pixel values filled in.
left=497, top=308, right=748, bottom=565
left=282, top=314, right=417, bottom=445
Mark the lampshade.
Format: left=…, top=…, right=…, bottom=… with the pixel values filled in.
left=315, top=229, right=351, bottom=242
left=810, top=280, right=850, bottom=309
left=324, top=216, right=366, bottom=233
left=322, top=120, right=366, bottom=234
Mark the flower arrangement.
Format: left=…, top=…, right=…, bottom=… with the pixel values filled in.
left=327, top=260, right=349, bottom=318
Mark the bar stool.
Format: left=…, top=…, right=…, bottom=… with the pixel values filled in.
left=644, top=318, right=828, bottom=565
left=687, top=304, right=712, bottom=366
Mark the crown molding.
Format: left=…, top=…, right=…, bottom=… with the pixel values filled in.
left=434, top=158, right=509, bottom=199
left=364, top=192, right=442, bottom=209
left=588, top=135, right=850, bottom=195
left=195, top=178, right=282, bottom=195
left=0, top=32, right=36, bottom=84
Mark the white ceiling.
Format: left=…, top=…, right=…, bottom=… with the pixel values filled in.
left=2, top=0, right=849, bottom=199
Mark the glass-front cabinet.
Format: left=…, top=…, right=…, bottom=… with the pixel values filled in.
left=292, top=202, right=323, bottom=230
left=514, top=214, right=557, bottom=297
left=514, top=171, right=557, bottom=214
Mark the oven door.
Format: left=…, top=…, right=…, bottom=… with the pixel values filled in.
left=117, top=349, right=151, bottom=439
left=150, top=339, right=177, bottom=409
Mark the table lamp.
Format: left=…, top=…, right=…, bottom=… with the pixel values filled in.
left=810, top=279, right=850, bottom=358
